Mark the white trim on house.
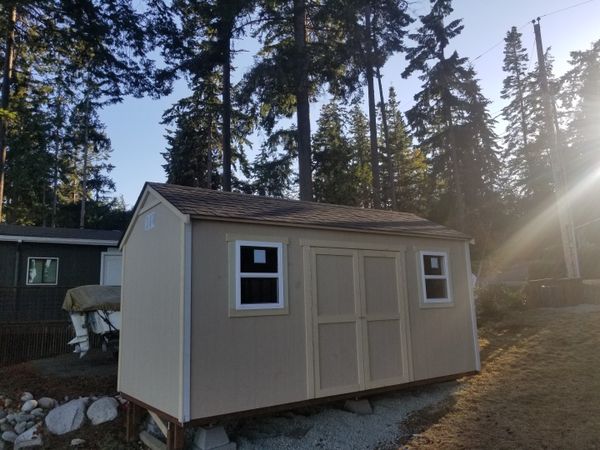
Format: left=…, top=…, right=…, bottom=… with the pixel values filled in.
left=0, top=235, right=118, bottom=246
left=418, top=250, right=453, bottom=307
left=234, top=240, right=285, bottom=311
left=181, top=220, right=192, bottom=422
left=464, top=241, right=481, bottom=372
left=100, top=251, right=122, bottom=286
left=25, top=257, right=59, bottom=286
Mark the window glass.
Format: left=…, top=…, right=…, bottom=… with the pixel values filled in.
left=425, top=278, right=448, bottom=299
left=240, top=246, right=278, bottom=273
left=27, top=258, right=58, bottom=285
left=241, top=278, right=278, bottom=304
left=423, top=254, right=444, bottom=276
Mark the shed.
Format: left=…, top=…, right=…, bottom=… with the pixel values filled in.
left=0, top=225, right=122, bottom=323
left=118, top=182, right=479, bottom=443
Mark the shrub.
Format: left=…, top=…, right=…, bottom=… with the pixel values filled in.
left=476, top=284, right=526, bottom=324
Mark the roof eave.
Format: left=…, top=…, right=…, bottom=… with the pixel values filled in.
left=0, top=235, right=119, bottom=246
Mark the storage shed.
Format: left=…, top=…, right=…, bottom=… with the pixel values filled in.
left=118, top=182, right=479, bottom=446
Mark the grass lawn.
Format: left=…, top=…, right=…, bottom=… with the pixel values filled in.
left=399, top=304, right=600, bottom=449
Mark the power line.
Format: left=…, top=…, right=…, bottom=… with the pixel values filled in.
left=469, top=0, right=598, bottom=63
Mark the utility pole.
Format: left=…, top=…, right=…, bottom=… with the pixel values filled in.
left=532, top=18, right=580, bottom=278
left=0, top=4, right=17, bottom=223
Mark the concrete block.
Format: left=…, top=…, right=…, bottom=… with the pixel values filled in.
left=344, top=398, right=373, bottom=415
left=193, top=426, right=236, bottom=450
left=139, top=431, right=166, bottom=450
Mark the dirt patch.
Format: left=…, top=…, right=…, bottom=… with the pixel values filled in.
left=400, top=305, right=600, bottom=449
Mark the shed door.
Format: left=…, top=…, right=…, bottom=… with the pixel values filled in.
left=310, top=247, right=410, bottom=397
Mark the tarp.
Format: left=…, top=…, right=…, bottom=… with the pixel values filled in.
left=62, top=285, right=121, bottom=312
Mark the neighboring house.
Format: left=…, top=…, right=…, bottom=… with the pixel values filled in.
left=0, top=225, right=122, bottom=323
left=118, top=182, right=479, bottom=442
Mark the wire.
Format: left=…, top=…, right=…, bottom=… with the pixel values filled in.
left=469, top=0, right=598, bottom=63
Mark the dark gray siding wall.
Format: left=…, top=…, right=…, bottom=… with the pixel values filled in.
left=0, top=242, right=112, bottom=322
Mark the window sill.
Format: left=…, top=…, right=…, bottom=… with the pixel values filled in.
left=419, top=299, right=454, bottom=309
left=229, top=306, right=289, bottom=318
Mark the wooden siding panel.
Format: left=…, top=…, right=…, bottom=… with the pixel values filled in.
left=119, top=198, right=183, bottom=419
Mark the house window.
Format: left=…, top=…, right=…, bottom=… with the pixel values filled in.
left=419, top=251, right=451, bottom=304
left=26, top=257, right=59, bottom=285
left=235, top=241, right=284, bottom=310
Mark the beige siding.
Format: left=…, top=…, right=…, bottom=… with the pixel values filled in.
left=118, top=192, right=184, bottom=419
left=190, top=220, right=478, bottom=420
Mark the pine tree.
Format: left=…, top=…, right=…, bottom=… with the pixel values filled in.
left=347, top=104, right=373, bottom=208
left=402, top=0, right=501, bottom=233
left=312, top=99, right=359, bottom=205
left=379, top=87, right=429, bottom=214
left=559, top=39, right=600, bottom=226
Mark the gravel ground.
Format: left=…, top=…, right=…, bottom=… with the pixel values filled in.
left=229, top=382, right=459, bottom=450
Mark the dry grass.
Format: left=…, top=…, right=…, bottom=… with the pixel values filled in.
left=400, top=305, right=600, bottom=449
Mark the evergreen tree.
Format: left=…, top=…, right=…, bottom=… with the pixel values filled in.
left=559, top=39, right=600, bottom=226
left=312, top=99, right=359, bottom=205
left=402, top=0, right=502, bottom=234
left=379, top=87, right=428, bottom=214
left=347, top=104, right=373, bottom=208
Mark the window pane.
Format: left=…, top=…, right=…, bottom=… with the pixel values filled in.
left=43, top=259, right=58, bottom=284
left=423, top=255, right=444, bottom=276
left=240, top=246, right=278, bottom=273
left=28, top=260, right=43, bottom=284
left=241, top=277, right=278, bottom=304
left=425, top=278, right=448, bottom=299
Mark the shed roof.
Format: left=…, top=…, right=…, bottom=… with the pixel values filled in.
left=0, top=224, right=122, bottom=246
left=148, top=183, right=469, bottom=241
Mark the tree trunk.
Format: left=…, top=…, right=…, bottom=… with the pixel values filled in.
left=222, top=30, right=232, bottom=192
left=0, top=4, right=17, bottom=223
left=206, top=117, right=213, bottom=189
left=293, top=0, right=313, bottom=201
left=79, top=97, right=90, bottom=229
left=376, top=66, right=396, bottom=210
left=365, top=8, right=381, bottom=209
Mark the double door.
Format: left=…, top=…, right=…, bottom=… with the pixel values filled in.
left=309, top=247, right=412, bottom=397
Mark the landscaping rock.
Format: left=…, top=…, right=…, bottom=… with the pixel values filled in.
left=21, top=400, right=37, bottom=413
left=14, top=425, right=43, bottom=449
left=15, top=413, right=34, bottom=423
left=31, top=408, right=44, bottom=418
left=37, top=398, right=56, bottom=410
left=45, top=398, right=88, bottom=435
left=19, top=393, right=33, bottom=403
left=0, top=423, right=12, bottom=433
left=86, top=397, right=118, bottom=425
left=14, top=421, right=27, bottom=435
left=70, top=438, right=86, bottom=446
left=0, top=410, right=6, bottom=420
left=1, top=431, right=17, bottom=443
left=3, top=400, right=11, bottom=409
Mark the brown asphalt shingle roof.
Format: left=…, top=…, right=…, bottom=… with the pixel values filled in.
left=148, top=182, right=469, bottom=241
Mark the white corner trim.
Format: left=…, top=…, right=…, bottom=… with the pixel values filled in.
left=464, top=241, right=481, bottom=371
left=181, top=221, right=192, bottom=422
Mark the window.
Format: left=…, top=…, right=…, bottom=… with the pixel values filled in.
left=235, top=240, right=284, bottom=310
left=419, top=251, right=451, bottom=305
left=26, top=257, right=59, bottom=285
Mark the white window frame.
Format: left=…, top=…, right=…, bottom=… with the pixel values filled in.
left=235, top=240, right=285, bottom=311
left=418, top=250, right=453, bottom=307
left=26, top=257, right=59, bottom=286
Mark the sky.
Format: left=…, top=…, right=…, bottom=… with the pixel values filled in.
left=99, top=0, right=600, bottom=206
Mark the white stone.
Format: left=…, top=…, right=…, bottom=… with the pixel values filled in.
left=14, top=425, right=43, bottom=449
left=37, top=398, right=56, bottom=410
left=19, top=393, right=33, bottom=403
left=21, top=400, right=37, bottom=413
left=86, top=397, right=119, bottom=425
left=1, top=431, right=17, bottom=443
left=14, top=422, right=27, bottom=435
left=45, top=399, right=88, bottom=435
left=70, top=438, right=86, bottom=446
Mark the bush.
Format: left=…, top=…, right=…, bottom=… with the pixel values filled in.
left=476, top=284, right=526, bottom=323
